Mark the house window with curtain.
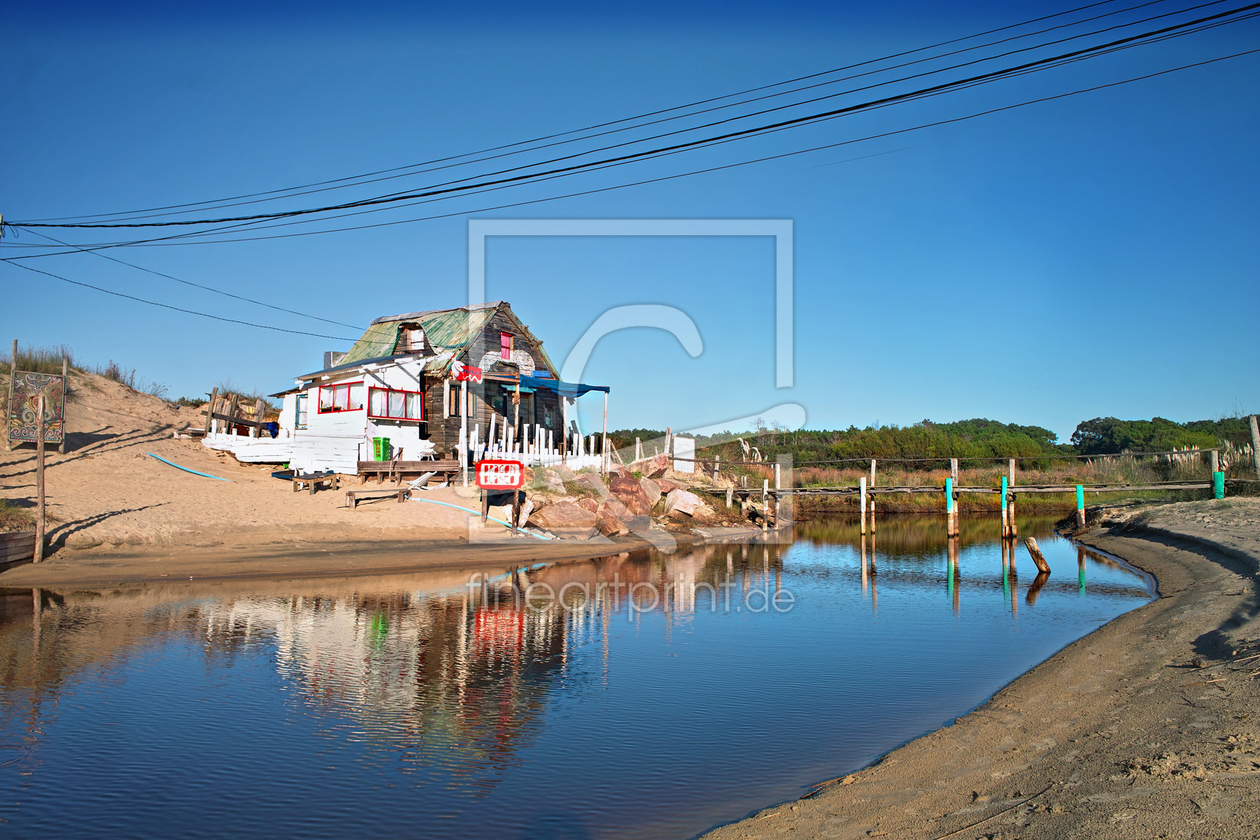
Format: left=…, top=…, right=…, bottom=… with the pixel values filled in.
left=368, top=387, right=424, bottom=422
left=318, top=382, right=363, bottom=413
left=295, top=393, right=309, bottom=429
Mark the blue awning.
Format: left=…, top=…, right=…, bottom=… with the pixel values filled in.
left=518, top=375, right=609, bottom=398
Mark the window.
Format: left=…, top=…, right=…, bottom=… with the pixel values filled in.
left=295, top=393, right=309, bottom=429
left=500, top=332, right=513, bottom=361
left=368, top=386, right=424, bottom=422
left=318, top=382, right=363, bottom=413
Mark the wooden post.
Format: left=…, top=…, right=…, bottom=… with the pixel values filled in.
left=726, top=487, right=733, bottom=508
left=601, top=391, right=608, bottom=474
left=1000, top=476, right=1009, bottom=538
left=560, top=400, right=567, bottom=466
left=511, top=491, right=520, bottom=537
left=1210, top=449, right=1219, bottom=474
left=460, top=379, right=468, bottom=486
left=945, top=477, right=956, bottom=537
left=34, top=394, right=46, bottom=563
left=635, top=437, right=642, bottom=461
left=480, top=488, right=489, bottom=524
left=713, top=455, right=720, bottom=481
left=1250, top=415, right=1260, bottom=480
left=869, top=497, right=875, bottom=533
left=870, top=459, right=876, bottom=486
left=860, top=476, right=867, bottom=536
left=1006, top=460, right=1017, bottom=539
left=665, top=427, right=672, bottom=471
left=774, top=462, right=781, bottom=491
left=59, top=354, right=68, bottom=454
left=5, top=339, right=16, bottom=452
left=950, top=458, right=958, bottom=484
left=1076, top=484, right=1086, bottom=529
left=1024, top=537, right=1051, bottom=574
left=252, top=398, right=265, bottom=438
left=762, top=479, right=769, bottom=532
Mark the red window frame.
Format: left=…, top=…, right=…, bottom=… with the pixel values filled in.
left=317, top=381, right=363, bottom=414
left=500, top=331, right=513, bottom=361
left=367, top=386, right=425, bottom=422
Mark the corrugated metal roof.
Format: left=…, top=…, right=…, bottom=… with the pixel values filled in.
left=340, top=323, right=400, bottom=365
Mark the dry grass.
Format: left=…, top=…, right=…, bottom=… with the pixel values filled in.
left=0, top=499, right=37, bottom=533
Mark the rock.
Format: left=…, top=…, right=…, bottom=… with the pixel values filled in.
left=691, top=505, right=715, bottom=524
left=663, top=488, right=703, bottom=517
left=64, top=533, right=102, bottom=550
left=639, top=478, right=662, bottom=508
left=609, top=474, right=652, bottom=516
left=577, top=497, right=599, bottom=513
left=632, top=453, right=669, bottom=478
left=578, top=473, right=607, bottom=494
left=596, top=504, right=630, bottom=537
left=537, top=469, right=567, bottom=494
left=528, top=499, right=598, bottom=538
left=517, top=499, right=534, bottom=527
left=657, top=479, right=681, bottom=494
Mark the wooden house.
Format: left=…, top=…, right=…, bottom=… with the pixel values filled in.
left=266, top=301, right=608, bottom=475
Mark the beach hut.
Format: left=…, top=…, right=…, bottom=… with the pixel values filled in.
left=270, top=301, right=610, bottom=477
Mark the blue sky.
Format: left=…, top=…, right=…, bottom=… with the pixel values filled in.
left=3, top=1, right=1257, bottom=442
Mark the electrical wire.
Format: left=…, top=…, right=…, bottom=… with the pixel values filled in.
left=20, top=229, right=363, bottom=330
left=10, top=1, right=1256, bottom=233
left=15, top=0, right=1156, bottom=226
left=0, top=260, right=358, bottom=341
left=8, top=22, right=1257, bottom=253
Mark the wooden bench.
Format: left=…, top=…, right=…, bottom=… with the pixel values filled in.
left=292, top=472, right=339, bottom=495
left=345, top=488, right=411, bottom=509
left=356, top=459, right=460, bottom=485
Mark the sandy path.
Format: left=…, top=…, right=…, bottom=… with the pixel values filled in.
left=703, top=498, right=1260, bottom=840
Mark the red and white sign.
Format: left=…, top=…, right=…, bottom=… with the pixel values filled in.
left=476, top=459, right=524, bottom=490
left=452, top=360, right=483, bottom=383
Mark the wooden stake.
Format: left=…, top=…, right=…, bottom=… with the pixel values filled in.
left=601, top=391, right=608, bottom=474
left=950, top=458, right=958, bottom=484
left=726, top=487, right=733, bottom=508
left=713, top=454, right=720, bottom=481
left=35, top=394, right=45, bottom=563
left=860, top=476, right=867, bottom=536
left=870, top=459, right=876, bottom=486
left=60, top=354, right=68, bottom=455
left=1024, top=537, right=1051, bottom=574
left=4, top=339, right=16, bottom=452
left=1210, top=449, right=1219, bottom=474
left=1076, top=484, right=1086, bottom=529
left=1251, top=415, right=1260, bottom=480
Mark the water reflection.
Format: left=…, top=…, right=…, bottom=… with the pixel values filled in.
left=0, top=517, right=1151, bottom=840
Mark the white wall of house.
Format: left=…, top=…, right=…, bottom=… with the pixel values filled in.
left=287, top=358, right=432, bottom=474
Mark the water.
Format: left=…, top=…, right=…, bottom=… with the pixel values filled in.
left=0, top=516, right=1151, bottom=839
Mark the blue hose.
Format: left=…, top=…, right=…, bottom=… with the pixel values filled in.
left=146, top=452, right=232, bottom=482
left=410, top=496, right=554, bottom=541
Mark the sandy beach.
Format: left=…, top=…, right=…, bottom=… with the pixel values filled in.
left=702, top=498, right=1260, bottom=840
left=5, top=374, right=1260, bottom=838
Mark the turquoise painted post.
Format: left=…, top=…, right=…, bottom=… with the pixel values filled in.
left=945, top=478, right=954, bottom=513
left=1213, top=471, right=1225, bottom=500
left=1076, top=485, right=1085, bottom=512
left=1001, top=476, right=1009, bottom=537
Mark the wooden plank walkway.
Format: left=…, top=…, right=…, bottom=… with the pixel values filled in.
left=710, top=482, right=1212, bottom=498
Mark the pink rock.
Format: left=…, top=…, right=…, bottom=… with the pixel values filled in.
left=609, top=474, right=651, bottom=516
left=528, top=499, right=597, bottom=538
left=663, top=488, right=703, bottom=517
left=639, top=478, right=662, bottom=509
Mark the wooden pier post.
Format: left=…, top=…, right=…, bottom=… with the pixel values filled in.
left=725, top=487, right=733, bottom=508
left=1006, top=460, right=1017, bottom=539
left=1076, top=484, right=1086, bottom=529
left=34, top=395, right=46, bottom=563
left=1210, top=449, right=1219, bottom=474
left=860, top=476, right=867, bottom=536
left=1024, top=537, right=1051, bottom=574
left=950, top=458, right=958, bottom=484
left=945, top=477, right=957, bottom=537
left=713, top=455, right=720, bottom=481
left=761, top=479, right=769, bottom=532
left=870, top=459, right=876, bottom=486
left=869, top=497, right=875, bottom=533
left=1000, top=475, right=1009, bottom=538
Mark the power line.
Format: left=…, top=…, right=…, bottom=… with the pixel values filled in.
left=14, top=0, right=1150, bottom=226
left=10, top=1, right=1255, bottom=234
left=21, top=229, right=363, bottom=330
left=30, top=43, right=1258, bottom=250
left=0, top=260, right=359, bottom=341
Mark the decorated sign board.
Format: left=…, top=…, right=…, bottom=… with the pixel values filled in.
left=476, top=459, right=524, bottom=490
left=7, top=371, right=65, bottom=444
left=452, top=360, right=483, bottom=383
